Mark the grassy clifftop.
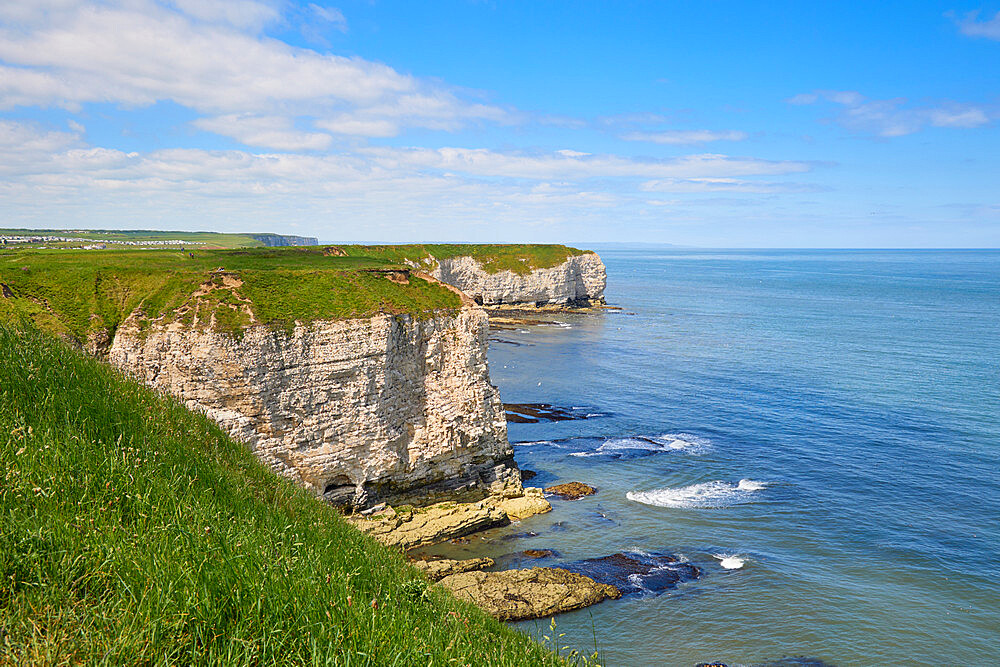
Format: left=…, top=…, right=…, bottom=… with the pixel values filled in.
left=0, top=326, right=569, bottom=665
left=339, top=244, right=591, bottom=275
left=0, top=247, right=461, bottom=343
left=0, top=243, right=592, bottom=343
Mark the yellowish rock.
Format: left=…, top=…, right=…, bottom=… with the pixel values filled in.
left=346, top=499, right=508, bottom=551
left=438, top=567, right=621, bottom=621
left=488, top=487, right=551, bottom=521
left=411, top=557, right=495, bottom=581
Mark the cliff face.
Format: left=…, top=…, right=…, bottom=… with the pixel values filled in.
left=249, top=233, right=319, bottom=247
left=108, top=308, right=521, bottom=509
left=429, top=252, right=606, bottom=308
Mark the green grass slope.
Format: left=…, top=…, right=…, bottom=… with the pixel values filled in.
left=0, top=247, right=460, bottom=343
left=0, top=326, right=570, bottom=666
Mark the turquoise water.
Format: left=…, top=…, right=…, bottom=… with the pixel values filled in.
left=426, top=248, right=1000, bottom=666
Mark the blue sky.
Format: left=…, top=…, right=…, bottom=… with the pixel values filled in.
left=1, top=1, right=999, bottom=246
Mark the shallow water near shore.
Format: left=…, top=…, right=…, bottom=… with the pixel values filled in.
left=425, top=247, right=1000, bottom=666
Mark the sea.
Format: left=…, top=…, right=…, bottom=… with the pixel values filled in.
left=422, top=247, right=1000, bottom=666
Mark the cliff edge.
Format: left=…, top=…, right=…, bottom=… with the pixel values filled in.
left=430, top=251, right=606, bottom=308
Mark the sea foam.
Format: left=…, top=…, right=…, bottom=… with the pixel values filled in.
left=626, top=479, right=767, bottom=508
left=714, top=554, right=746, bottom=569
left=569, top=432, right=710, bottom=458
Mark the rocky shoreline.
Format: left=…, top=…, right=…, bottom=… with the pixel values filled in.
left=343, top=471, right=699, bottom=622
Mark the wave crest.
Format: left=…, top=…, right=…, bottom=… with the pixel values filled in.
left=569, top=432, right=710, bottom=458
left=626, top=479, right=767, bottom=508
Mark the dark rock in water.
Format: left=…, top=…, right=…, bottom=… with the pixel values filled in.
left=521, top=549, right=558, bottom=559
left=549, top=521, right=569, bottom=532
left=503, top=403, right=602, bottom=423
left=500, top=530, right=540, bottom=541
left=556, top=551, right=699, bottom=595
left=520, top=469, right=537, bottom=482
left=695, top=663, right=728, bottom=667
left=585, top=510, right=618, bottom=526
left=489, top=337, right=524, bottom=347
left=545, top=481, right=597, bottom=500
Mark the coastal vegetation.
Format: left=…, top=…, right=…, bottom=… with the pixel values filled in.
left=0, top=243, right=592, bottom=342
left=0, top=325, right=573, bottom=665
left=0, top=247, right=460, bottom=342
left=338, top=244, right=591, bottom=275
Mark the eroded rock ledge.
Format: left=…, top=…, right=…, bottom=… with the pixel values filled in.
left=346, top=487, right=551, bottom=550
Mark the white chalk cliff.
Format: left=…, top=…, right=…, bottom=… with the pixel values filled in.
left=107, top=252, right=607, bottom=512
left=109, top=308, right=520, bottom=509
left=429, top=252, right=606, bottom=307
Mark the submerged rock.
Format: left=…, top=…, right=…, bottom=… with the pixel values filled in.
left=504, top=403, right=598, bottom=423
left=410, top=557, right=495, bottom=582
left=544, top=482, right=597, bottom=500
left=500, top=530, right=540, bottom=541
left=438, top=567, right=621, bottom=621
left=557, top=551, right=699, bottom=595
left=520, top=549, right=558, bottom=559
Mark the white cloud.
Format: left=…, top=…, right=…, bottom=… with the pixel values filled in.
left=309, top=4, right=348, bottom=33
left=0, top=0, right=506, bottom=146
left=0, top=6, right=827, bottom=237
left=927, top=107, right=991, bottom=128
left=640, top=177, right=817, bottom=194
left=788, top=90, right=995, bottom=136
left=0, top=120, right=819, bottom=238
left=315, top=115, right=399, bottom=138
left=621, top=130, right=748, bottom=145
left=0, top=120, right=80, bottom=154
left=166, top=0, right=281, bottom=31
left=953, top=10, right=1000, bottom=40
left=361, top=147, right=811, bottom=180
left=193, top=115, right=333, bottom=151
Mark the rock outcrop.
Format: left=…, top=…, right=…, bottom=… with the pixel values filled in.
left=429, top=253, right=606, bottom=308
left=345, top=499, right=509, bottom=551
left=411, top=557, right=495, bottom=581
left=346, top=488, right=551, bottom=550
left=489, top=487, right=552, bottom=521
left=437, top=568, right=621, bottom=621
left=544, top=482, right=597, bottom=500
left=109, top=308, right=521, bottom=510
left=557, top=551, right=700, bottom=595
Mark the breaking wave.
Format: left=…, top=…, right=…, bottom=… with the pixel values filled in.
left=626, top=479, right=768, bottom=508
left=569, top=432, right=710, bottom=458
left=714, top=554, right=746, bottom=569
